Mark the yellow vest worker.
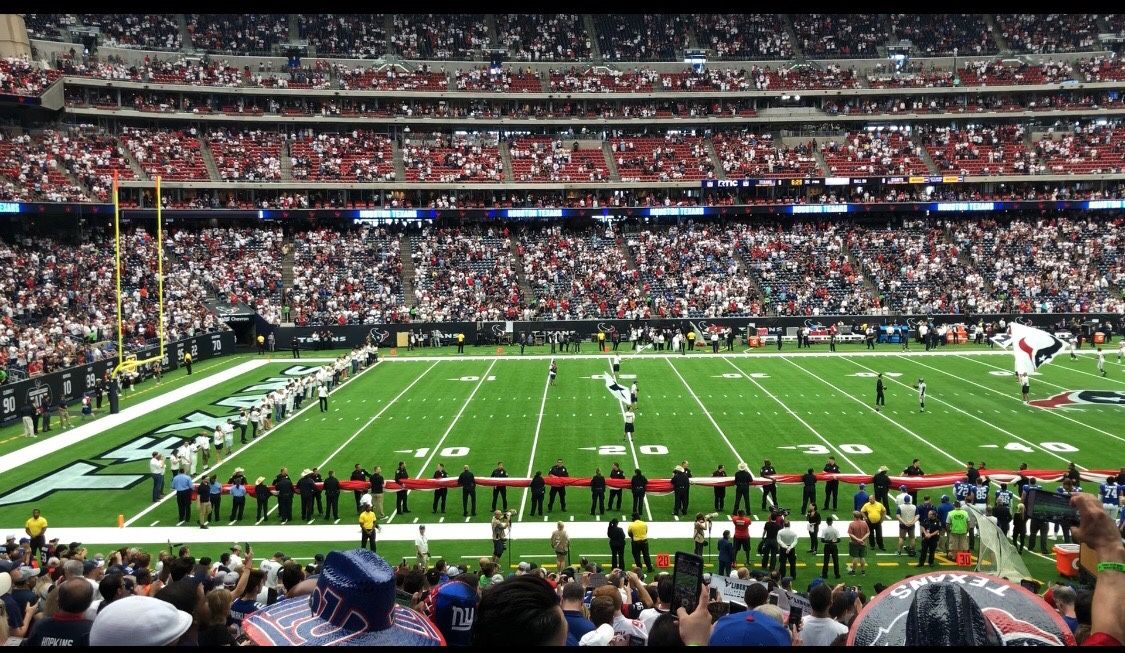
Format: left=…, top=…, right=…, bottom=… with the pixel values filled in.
left=257, top=335, right=266, bottom=354
left=456, top=333, right=465, bottom=353
left=183, top=352, right=193, bottom=375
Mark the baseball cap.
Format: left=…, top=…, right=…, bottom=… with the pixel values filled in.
left=91, top=596, right=193, bottom=646
left=18, top=537, right=29, bottom=545
left=82, top=560, right=98, bottom=574
left=222, top=572, right=240, bottom=588
left=709, top=610, right=791, bottom=646
left=422, top=580, right=479, bottom=646
left=243, top=549, right=445, bottom=646
left=447, top=565, right=463, bottom=578
left=516, top=561, right=531, bottom=574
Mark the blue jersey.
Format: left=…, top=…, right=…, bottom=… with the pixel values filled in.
left=995, top=490, right=1014, bottom=507
left=1101, top=482, right=1121, bottom=505
left=953, top=481, right=974, bottom=502
left=974, top=484, right=989, bottom=504
left=853, top=490, right=869, bottom=512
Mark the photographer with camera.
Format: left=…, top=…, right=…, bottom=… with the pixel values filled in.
left=491, top=510, right=511, bottom=562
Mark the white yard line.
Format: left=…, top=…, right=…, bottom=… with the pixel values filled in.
left=845, top=357, right=1082, bottom=469
left=320, top=362, right=440, bottom=470
left=125, top=359, right=388, bottom=526
left=722, top=358, right=867, bottom=474
left=611, top=360, right=653, bottom=521
left=517, top=367, right=554, bottom=521
left=0, top=359, right=272, bottom=475
left=910, top=356, right=1125, bottom=445
left=778, top=356, right=967, bottom=469
left=417, top=360, right=499, bottom=475
left=665, top=359, right=745, bottom=466
left=958, top=353, right=1125, bottom=387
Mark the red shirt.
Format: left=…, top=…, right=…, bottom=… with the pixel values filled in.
left=732, top=516, right=751, bottom=539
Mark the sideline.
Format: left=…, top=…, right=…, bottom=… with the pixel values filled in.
left=0, top=360, right=272, bottom=475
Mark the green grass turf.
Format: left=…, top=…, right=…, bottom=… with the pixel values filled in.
left=1, top=348, right=1120, bottom=589
left=59, top=536, right=1066, bottom=595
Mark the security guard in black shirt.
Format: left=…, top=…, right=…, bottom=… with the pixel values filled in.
left=823, top=457, right=841, bottom=510
left=311, top=467, right=325, bottom=516
left=733, top=463, right=753, bottom=513
left=712, top=464, right=728, bottom=511
left=801, top=468, right=818, bottom=513
left=458, top=465, right=477, bottom=516
left=274, top=469, right=294, bottom=523
left=590, top=468, right=606, bottom=515
left=350, top=464, right=370, bottom=514
left=530, top=471, right=546, bottom=516
left=630, top=468, right=648, bottom=515
left=671, top=466, right=690, bottom=516
left=902, top=459, right=925, bottom=504
left=608, top=463, right=625, bottom=511
left=490, top=462, right=509, bottom=511
left=548, top=459, right=569, bottom=512
left=323, top=470, right=340, bottom=521
left=432, top=464, right=449, bottom=513
left=394, top=462, right=410, bottom=514
left=760, top=459, right=778, bottom=509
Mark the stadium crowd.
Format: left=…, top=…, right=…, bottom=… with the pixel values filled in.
left=0, top=485, right=1121, bottom=646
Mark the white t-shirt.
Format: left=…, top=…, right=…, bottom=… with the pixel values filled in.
left=800, top=615, right=848, bottom=646
left=195, top=434, right=210, bottom=451
left=415, top=536, right=428, bottom=554
left=149, top=456, right=165, bottom=474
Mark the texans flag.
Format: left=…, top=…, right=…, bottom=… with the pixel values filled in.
left=604, top=374, right=632, bottom=405
left=1000, top=323, right=1066, bottom=376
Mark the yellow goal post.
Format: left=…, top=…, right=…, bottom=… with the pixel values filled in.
left=111, top=172, right=166, bottom=378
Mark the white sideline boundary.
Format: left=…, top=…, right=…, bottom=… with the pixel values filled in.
left=0, top=359, right=272, bottom=475
left=346, top=350, right=1031, bottom=362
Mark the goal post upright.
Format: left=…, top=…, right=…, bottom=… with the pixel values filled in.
left=112, top=174, right=167, bottom=378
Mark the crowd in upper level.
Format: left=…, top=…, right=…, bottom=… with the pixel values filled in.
left=18, top=14, right=1122, bottom=67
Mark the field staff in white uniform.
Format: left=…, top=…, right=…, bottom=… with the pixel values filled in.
left=623, top=408, right=635, bottom=440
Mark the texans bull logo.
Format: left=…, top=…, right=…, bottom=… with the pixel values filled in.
left=368, top=328, right=391, bottom=344
left=1029, top=390, right=1125, bottom=409
left=596, top=322, right=617, bottom=335
left=1017, top=335, right=1064, bottom=369
left=491, top=324, right=505, bottom=336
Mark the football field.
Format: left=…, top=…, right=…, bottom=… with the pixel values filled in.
left=1, top=345, right=1121, bottom=532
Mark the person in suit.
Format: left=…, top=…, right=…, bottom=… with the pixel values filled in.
left=459, top=465, right=477, bottom=516
left=607, top=518, right=626, bottom=570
